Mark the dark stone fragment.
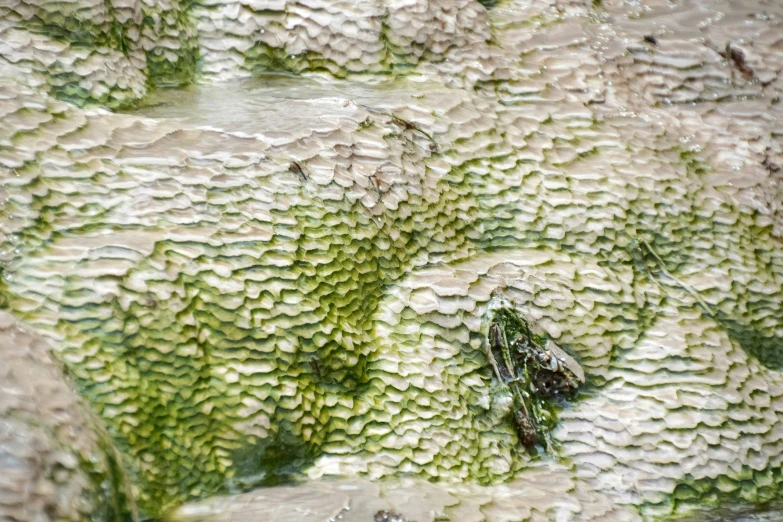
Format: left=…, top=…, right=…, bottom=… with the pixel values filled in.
left=515, top=410, right=537, bottom=448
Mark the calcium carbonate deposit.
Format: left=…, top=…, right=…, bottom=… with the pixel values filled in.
left=1, top=0, right=783, bottom=520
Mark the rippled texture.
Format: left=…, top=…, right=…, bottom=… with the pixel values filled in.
left=0, top=311, right=136, bottom=522
left=1, top=0, right=783, bottom=520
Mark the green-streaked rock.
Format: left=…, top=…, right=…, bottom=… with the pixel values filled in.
left=2, top=0, right=783, bottom=520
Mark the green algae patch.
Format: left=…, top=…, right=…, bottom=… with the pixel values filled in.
left=21, top=12, right=115, bottom=49
left=241, top=27, right=451, bottom=80
left=0, top=270, right=8, bottom=310
left=48, top=79, right=136, bottom=110
left=617, top=147, right=783, bottom=371
left=10, top=123, right=478, bottom=516
left=244, top=42, right=349, bottom=79
left=17, top=11, right=143, bottom=109
left=146, top=48, right=199, bottom=88
left=228, top=424, right=322, bottom=491
left=80, top=437, right=139, bottom=522
left=241, top=40, right=415, bottom=80
left=142, top=5, right=199, bottom=88
left=632, top=224, right=783, bottom=371
left=660, top=467, right=783, bottom=521
left=714, top=313, right=783, bottom=370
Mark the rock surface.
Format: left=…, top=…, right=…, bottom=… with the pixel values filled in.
left=0, top=311, right=137, bottom=522
left=1, top=0, right=783, bottom=520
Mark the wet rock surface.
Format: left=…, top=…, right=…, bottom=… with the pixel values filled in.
left=1, top=0, right=783, bottom=520
left=168, top=472, right=628, bottom=522
left=0, top=311, right=137, bottom=522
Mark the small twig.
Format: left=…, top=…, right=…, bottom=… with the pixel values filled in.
left=631, top=237, right=734, bottom=368
left=368, top=173, right=383, bottom=201
left=390, top=114, right=435, bottom=142
left=289, top=161, right=308, bottom=182
left=638, top=238, right=715, bottom=316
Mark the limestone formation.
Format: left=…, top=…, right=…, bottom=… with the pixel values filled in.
left=0, top=311, right=137, bottom=522
left=1, top=0, right=783, bottom=520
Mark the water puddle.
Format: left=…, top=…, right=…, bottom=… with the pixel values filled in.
left=126, top=74, right=455, bottom=137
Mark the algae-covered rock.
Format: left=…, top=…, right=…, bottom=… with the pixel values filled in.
left=1, top=0, right=783, bottom=520
left=0, top=0, right=490, bottom=107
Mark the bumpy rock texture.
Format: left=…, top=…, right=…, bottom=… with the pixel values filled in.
left=1, top=0, right=783, bottom=520
left=0, top=311, right=137, bottom=522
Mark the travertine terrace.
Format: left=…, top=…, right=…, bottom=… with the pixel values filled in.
left=1, top=0, right=782, bottom=520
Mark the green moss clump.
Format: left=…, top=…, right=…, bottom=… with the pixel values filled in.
left=486, top=307, right=582, bottom=454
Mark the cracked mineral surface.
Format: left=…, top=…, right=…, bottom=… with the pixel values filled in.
left=1, top=0, right=783, bottom=520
